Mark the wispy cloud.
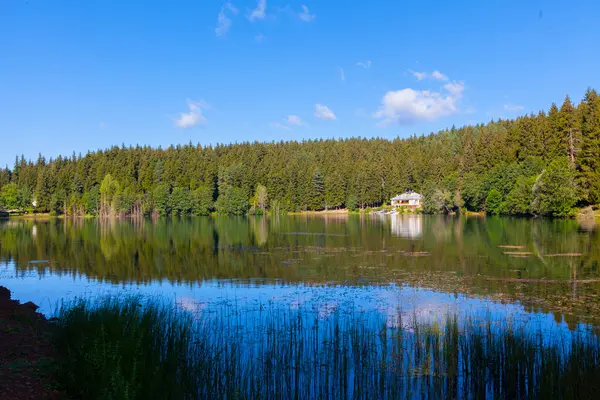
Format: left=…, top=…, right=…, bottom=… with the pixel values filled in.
left=373, top=80, right=465, bottom=126
left=411, top=71, right=427, bottom=80
left=356, top=60, right=372, bottom=69
left=175, top=99, right=210, bottom=128
left=314, top=104, right=336, bottom=120
left=285, top=115, right=305, bottom=126
left=443, top=81, right=463, bottom=96
left=215, top=2, right=239, bottom=36
left=410, top=69, right=449, bottom=82
left=248, top=0, right=267, bottom=21
left=298, top=5, right=315, bottom=22
left=339, top=68, right=345, bottom=82
left=431, top=70, right=448, bottom=81
left=504, top=104, right=524, bottom=112
left=269, top=122, right=291, bottom=130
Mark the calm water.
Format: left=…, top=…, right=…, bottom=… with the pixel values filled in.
left=1, top=214, right=599, bottom=331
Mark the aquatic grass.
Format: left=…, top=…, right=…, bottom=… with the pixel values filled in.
left=52, top=296, right=600, bottom=399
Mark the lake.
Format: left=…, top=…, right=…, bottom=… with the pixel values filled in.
left=1, top=214, right=599, bottom=333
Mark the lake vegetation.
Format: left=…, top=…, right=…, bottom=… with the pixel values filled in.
left=52, top=296, right=600, bottom=399
left=1, top=89, right=600, bottom=218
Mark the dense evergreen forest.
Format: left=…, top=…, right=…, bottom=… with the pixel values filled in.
left=1, top=89, right=599, bottom=217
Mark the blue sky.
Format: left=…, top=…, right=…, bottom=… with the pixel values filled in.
left=1, top=0, right=599, bottom=167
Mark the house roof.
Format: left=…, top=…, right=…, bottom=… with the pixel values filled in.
left=391, top=191, right=423, bottom=201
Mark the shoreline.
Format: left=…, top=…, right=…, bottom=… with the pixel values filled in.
left=0, top=286, right=61, bottom=399
left=1, top=207, right=598, bottom=220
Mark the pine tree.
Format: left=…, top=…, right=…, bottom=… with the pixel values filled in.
left=34, top=168, right=52, bottom=211
left=579, top=88, right=600, bottom=203
left=532, top=158, right=578, bottom=217
left=324, top=171, right=345, bottom=209
left=557, top=95, right=579, bottom=164
left=310, top=169, right=325, bottom=210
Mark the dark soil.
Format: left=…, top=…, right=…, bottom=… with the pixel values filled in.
left=0, top=286, right=62, bottom=399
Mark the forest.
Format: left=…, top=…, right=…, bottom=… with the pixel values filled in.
left=0, top=89, right=599, bottom=217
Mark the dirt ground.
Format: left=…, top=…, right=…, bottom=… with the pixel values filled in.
left=0, top=286, right=62, bottom=399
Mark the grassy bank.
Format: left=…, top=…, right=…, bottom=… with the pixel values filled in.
left=50, top=297, right=600, bottom=399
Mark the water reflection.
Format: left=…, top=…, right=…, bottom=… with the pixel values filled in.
left=390, top=214, right=422, bottom=238
left=0, top=261, right=583, bottom=340
left=1, top=215, right=600, bottom=326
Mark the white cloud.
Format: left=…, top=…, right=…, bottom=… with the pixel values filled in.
left=269, top=122, right=291, bottom=130
left=504, top=104, right=524, bottom=112
left=175, top=99, right=209, bottom=128
left=431, top=70, right=448, bottom=81
left=298, top=5, right=315, bottom=22
left=443, top=81, right=464, bottom=96
left=373, top=81, right=465, bottom=126
left=339, top=67, right=345, bottom=82
left=356, top=60, right=372, bottom=69
left=410, top=69, right=449, bottom=81
left=215, top=2, right=239, bottom=36
left=411, top=71, right=427, bottom=80
left=248, top=0, right=267, bottom=21
left=285, top=115, right=304, bottom=126
left=314, top=104, right=336, bottom=120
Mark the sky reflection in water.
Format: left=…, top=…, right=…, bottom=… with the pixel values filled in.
left=0, top=214, right=598, bottom=338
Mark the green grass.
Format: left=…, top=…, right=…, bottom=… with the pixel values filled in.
left=52, top=297, right=600, bottom=399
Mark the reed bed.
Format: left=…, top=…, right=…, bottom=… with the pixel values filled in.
left=53, top=297, right=600, bottom=399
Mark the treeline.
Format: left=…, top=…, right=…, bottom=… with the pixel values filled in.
left=1, top=89, right=599, bottom=217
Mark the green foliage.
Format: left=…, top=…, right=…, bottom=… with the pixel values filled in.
left=17, top=185, right=33, bottom=211
left=485, top=189, right=503, bottom=215
left=504, top=176, right=536, bottom=215
left=346, top=193, right=358, bottom=211
left=310, top=169, right=325, bottom=210
left=99, top=174, right=120, bottom=216
left=0, top=183, right=19, bottom=210
left=152, top=184, right=171, bottom=216
left=532, top=158, right=579, bottom=217
left=0, top=168, right=10, bottom=188
left=1, top=88, right=599, bottom=217
left=461, top=173, right=486, bottom=211
left=170, top=186, right=193, bottom=216
left=116, top=186, right=137, bottom=214
left=34, top=168, right=52, bottom=212
left=192, top=186, right=214, bottom=216
left=216, top=187, right=248, bottom=215
left=251, top=183, right=268, bottom=211
left=422, top=182, right=452, bottom=214
left=324, top=172, right=345, bottom=209
left=84, top=186, right=100, bottom=215
left=50, top=188, right=66, bottom=215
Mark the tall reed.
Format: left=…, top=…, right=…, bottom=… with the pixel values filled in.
left=53, top=297, right=600, bottom=399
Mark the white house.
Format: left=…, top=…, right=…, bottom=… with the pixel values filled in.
left=391, top=190, right=423, bottom=209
